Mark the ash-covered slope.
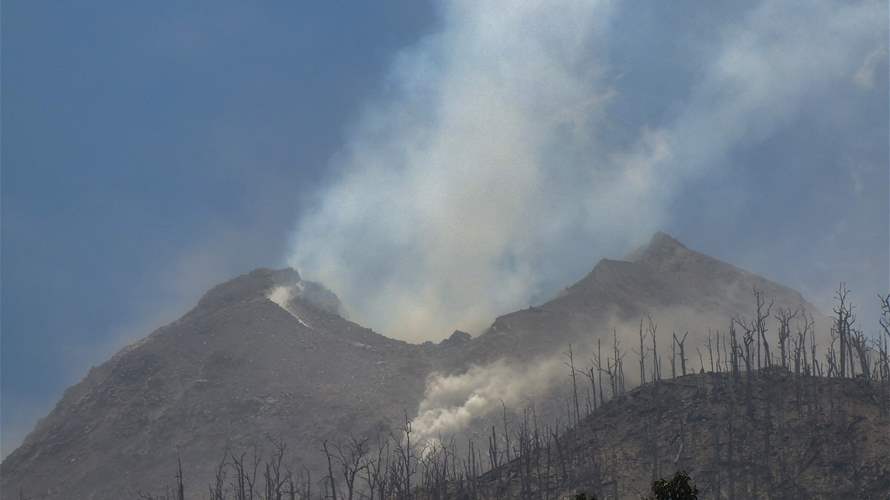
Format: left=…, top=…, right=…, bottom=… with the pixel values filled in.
left=1, top=269, right=431, bottom=499
left=451, top=232, right=828, bottom=367
left=1, top=233, right=835, bottom=499
left=482, top=370, right=890, bottom=499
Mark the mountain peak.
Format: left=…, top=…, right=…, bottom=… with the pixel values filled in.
left=648, top=231, right=686, bottom=250
left=625, top=231, right=690, bottom=266
left=439, top=330, right=472, bottom=348
left=196, top=268, right=301, bottom=310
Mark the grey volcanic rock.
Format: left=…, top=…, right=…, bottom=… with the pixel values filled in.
left=440, top=330, right=472, bottom=348
left=1, top=268, right=430, bottom=499
left=0, top=234, right=835, bottom=498
left=451, top=232, right=827, bottom=367
left=297, top=280, right=345, bottom=316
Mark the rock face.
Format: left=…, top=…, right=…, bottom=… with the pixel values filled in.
left=0, top=233, right=837, bottom=498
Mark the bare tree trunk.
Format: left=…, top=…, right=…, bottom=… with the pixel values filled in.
left=613, top=329, right=625, bottom=395
left=671, top=332, right=677, bottom=379
left=565, top=345, right=581, bottom=427
left=176, top=456, right=185, bottom=500
left=753, top=288, right=774, bottom=370
left=488, top=425, right=499, bottom=471
left=322, top=440, right=338, bottom=500
left=775, top=307, right=797, bottom=370
left=879, top=294, right=890, bottom=415
left=730, top=322, right=740, bottom=383
left=674, top=331, right=688, bottom=376
left=597, top=339, right=605, bottom=405
left=639, top=318, right=648, bottom=384
left=835, top=283, right=854, bottom=378
left=708, top=331, right=715, bottom=373
left=648, top=315, right=660, bottom=382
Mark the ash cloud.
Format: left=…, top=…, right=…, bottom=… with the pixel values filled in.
left=288, top=0, right=885, bottom=342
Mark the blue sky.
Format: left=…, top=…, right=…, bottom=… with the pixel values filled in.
left=2, top=0, right=887, bottom=455
left=1, top=0, right=436, bottom=454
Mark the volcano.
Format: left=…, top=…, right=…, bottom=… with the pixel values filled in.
left=1, top=233, right=837, bottom=498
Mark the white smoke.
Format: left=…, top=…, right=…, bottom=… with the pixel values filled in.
left=266, top=284, right=313, bottom=329
left=411, top=358, right=564, bottom=444
left=288, top=0, right=885, bottom=341
left=267, top=284, right=295, bottom=309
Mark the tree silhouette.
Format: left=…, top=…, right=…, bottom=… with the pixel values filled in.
left=647, top=471, right=699, bottom=500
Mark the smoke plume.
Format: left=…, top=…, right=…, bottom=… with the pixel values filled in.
left=288, top=0, right=885, bottom=341
left=411, top=358, right=564, bottom=444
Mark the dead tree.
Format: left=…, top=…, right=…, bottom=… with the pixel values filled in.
left=176, top=456, right=185, bottom=500
left=393, top=411, right=416, bottom=500
left=487, top=425, right=500, bottom=471
left=707, top=330, right=716, bottom=373
left=671, top=331, right=677, bottom=379
left=463, top=438, right=479, bottom=500
left=729, top=322, right=740, bottom=382
left=734, top=318, right=756, bottom=415
left=880, top=294, right=890, bottom=414
left=612, top=329, right=626, bottom=395
left=581, top=365, right=598, bottom=414
left=262, top=438, right=288, bottom=500
left=791, top=321, right=807, bottom=413
left=593, top=339, right=613, bottom=402
left=336, top=437, right=369, bottom=500
left=752, top=288, right=774, bottom=369
left=362, top=436, right=389, bottom=500
left=732, top=315, right=755, bottom=371
left=638, top=318, right=648, bottom=384
left=827, top=332, right=840, bottom=378
left=647, top=315, right=661, bottom=382
left=565, top=345, right=582, bottom=427
left=209, top=449, right=228, bottom=500
left=880, top=293, right=890, bottom=339
left=850, top=328, right=871, bottom=382
left=596, top=339, right=605, bottom=406
left=794, top=312, right=813, bottom=377
left=322, top=440, right=339, bottom=500
left=834, top=283, right=856, bottom=378
left=696, top=347, right=705, bottom=374
left=774, top=308, right=798, bottom=370
left=501, top=402, right=512, bottom=464
left=809, top=315, right=821, bottom=377
left=231, top=447, right=260, bottom=500
left=551, top=428, right=568, bottom=486
left=673, top=331, right=689, bottom=376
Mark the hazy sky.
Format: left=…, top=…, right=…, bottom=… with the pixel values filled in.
left=2, top=0, right=887, bottom=456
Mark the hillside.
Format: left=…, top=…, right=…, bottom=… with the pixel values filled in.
left=0, top=233, right=856, bottom=499
left=1, top=269, right=432, bottom=499
left=479, top=370, right=890, bottom=499
left=448, top=232, right=828, bottom=368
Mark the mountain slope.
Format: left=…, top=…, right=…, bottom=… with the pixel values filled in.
left=1, top=269, right=431, bottom=499
left=1, top=233, right=838, bottom=499
left=450, top=232, right=828, bottom=368
left=481, top=370, right=890, bottom=499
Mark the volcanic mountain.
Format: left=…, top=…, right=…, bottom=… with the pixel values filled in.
left=1, top=269, right=433, bottom=499
left=0, top=233, right=833, bottom=498
left=448, top=232, right=828, bottom=367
